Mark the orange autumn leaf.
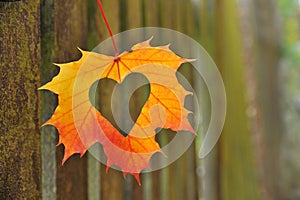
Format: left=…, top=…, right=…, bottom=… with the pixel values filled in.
left=39, top=38, right=195, bottom=184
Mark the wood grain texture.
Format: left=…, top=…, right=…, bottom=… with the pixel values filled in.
left=54, top=1, right=88, bottom=199
left=0, top=1, right=41, bottom=199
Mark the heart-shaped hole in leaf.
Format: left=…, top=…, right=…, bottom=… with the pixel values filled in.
left=89, top=73, right=150, bottom=137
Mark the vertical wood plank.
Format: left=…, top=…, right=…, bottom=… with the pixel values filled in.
left=40, top=0, right=57, bottom=199
left=159, top=0, right=175, bottom=29
left=144, top=0, right=158, bottom=27
left=197, top=1, right=219, bottom=199
left=87, top=0, right=103, bottom=49
left=101, top=165, right=123, bottom=200
left=87, top=1, right=124, bottom=199
left=87, top=1, right=102, bottom=200
left=199, top=0, right=216, bottom=55
left=160, top=2, right=175, bottom=200
left=141, top=1, right=163, bottom=200
left=215, top=0, right=260, bottom=199
left=126, top=0, right=142, bottom=29
left=118, top=1, right=135, bottom=199
left=0, top=1, right=41, bottom=199
left=158, top=134, right=170, bottom=200
left=182, top=2, right=198, bottom=200
left=251, top=1, right=283, bottom=199
left=101, top=0, right=120, bottom=41
left=88, top=153, right=101, bottom=200
left=174, top=2, right=189, bottom=199
left=140, top=172, right=152, bottom=200
left=98, top=1, right=123, bottom=199
left=54, top=1, right=88, bottom=199
left=239, top=0, right=283, bottom=198
left=124, top=0, right=147, bottom=199
left=161, top=1, right=195, bottom=199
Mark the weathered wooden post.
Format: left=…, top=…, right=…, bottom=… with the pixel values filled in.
left=0, top=1, right=41, bottom=199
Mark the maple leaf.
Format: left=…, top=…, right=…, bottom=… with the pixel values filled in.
left=40, top=38, right=195, bottom=184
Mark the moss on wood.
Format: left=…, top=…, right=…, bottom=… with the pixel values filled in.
left=0, top=1, right=41, bottom=199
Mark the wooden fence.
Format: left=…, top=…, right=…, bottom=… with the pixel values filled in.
left=0, top=0, right=282, bottom=199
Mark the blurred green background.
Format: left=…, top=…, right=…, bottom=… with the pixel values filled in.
left=1, top=0, right=300, bottom=199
